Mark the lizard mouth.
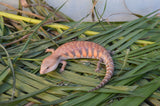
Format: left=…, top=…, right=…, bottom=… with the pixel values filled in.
left=40, top=64, right=58, bottom=74
left=40, top=68, right=55, bottom=74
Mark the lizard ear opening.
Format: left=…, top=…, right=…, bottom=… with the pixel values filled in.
left=45, top=49, right=55, bottom=54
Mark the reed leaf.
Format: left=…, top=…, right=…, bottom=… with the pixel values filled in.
left=0, top=6, right=160, bottom=105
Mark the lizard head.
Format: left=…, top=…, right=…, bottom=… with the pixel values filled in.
left=40, top=49, right=60, bottom=74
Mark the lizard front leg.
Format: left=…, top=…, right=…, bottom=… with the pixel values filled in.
left=60, top=60, right=67, bottom=73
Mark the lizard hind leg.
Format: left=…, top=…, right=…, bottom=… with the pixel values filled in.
left=60, top=60, right=67, bottom=73
left=95, top=58, right=103, bottom=72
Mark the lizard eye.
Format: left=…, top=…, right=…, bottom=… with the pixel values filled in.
left=46, top=67, right=49, bottom=69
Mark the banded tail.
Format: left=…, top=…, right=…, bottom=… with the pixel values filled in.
left=89, top=51, right=114, bottom=92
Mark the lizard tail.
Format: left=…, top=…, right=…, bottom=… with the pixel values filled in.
left=89, top=52, right=114, bottom=92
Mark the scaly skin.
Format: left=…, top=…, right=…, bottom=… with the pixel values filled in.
left=40, top=41, right=114, bottom=91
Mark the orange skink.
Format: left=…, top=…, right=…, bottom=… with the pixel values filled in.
left=40, top=41, right=114, bottom=91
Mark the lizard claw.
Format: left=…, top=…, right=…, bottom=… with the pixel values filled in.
left=95, top=68, right=100, bottom=72
left=59, top=68, right=64, bottom=73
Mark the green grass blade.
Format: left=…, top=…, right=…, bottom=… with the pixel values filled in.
left=111, top=77, right=160, bottom=106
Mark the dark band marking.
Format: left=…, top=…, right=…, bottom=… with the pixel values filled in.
left=91, top=48, right=94, bottom=58
left=85, top=48, right=88, bottom=57
left=71, top=50, right=76, bottom=57
left=79, top=49, right=82, bottom=55
left=64, top=52, right=69, bottom=57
